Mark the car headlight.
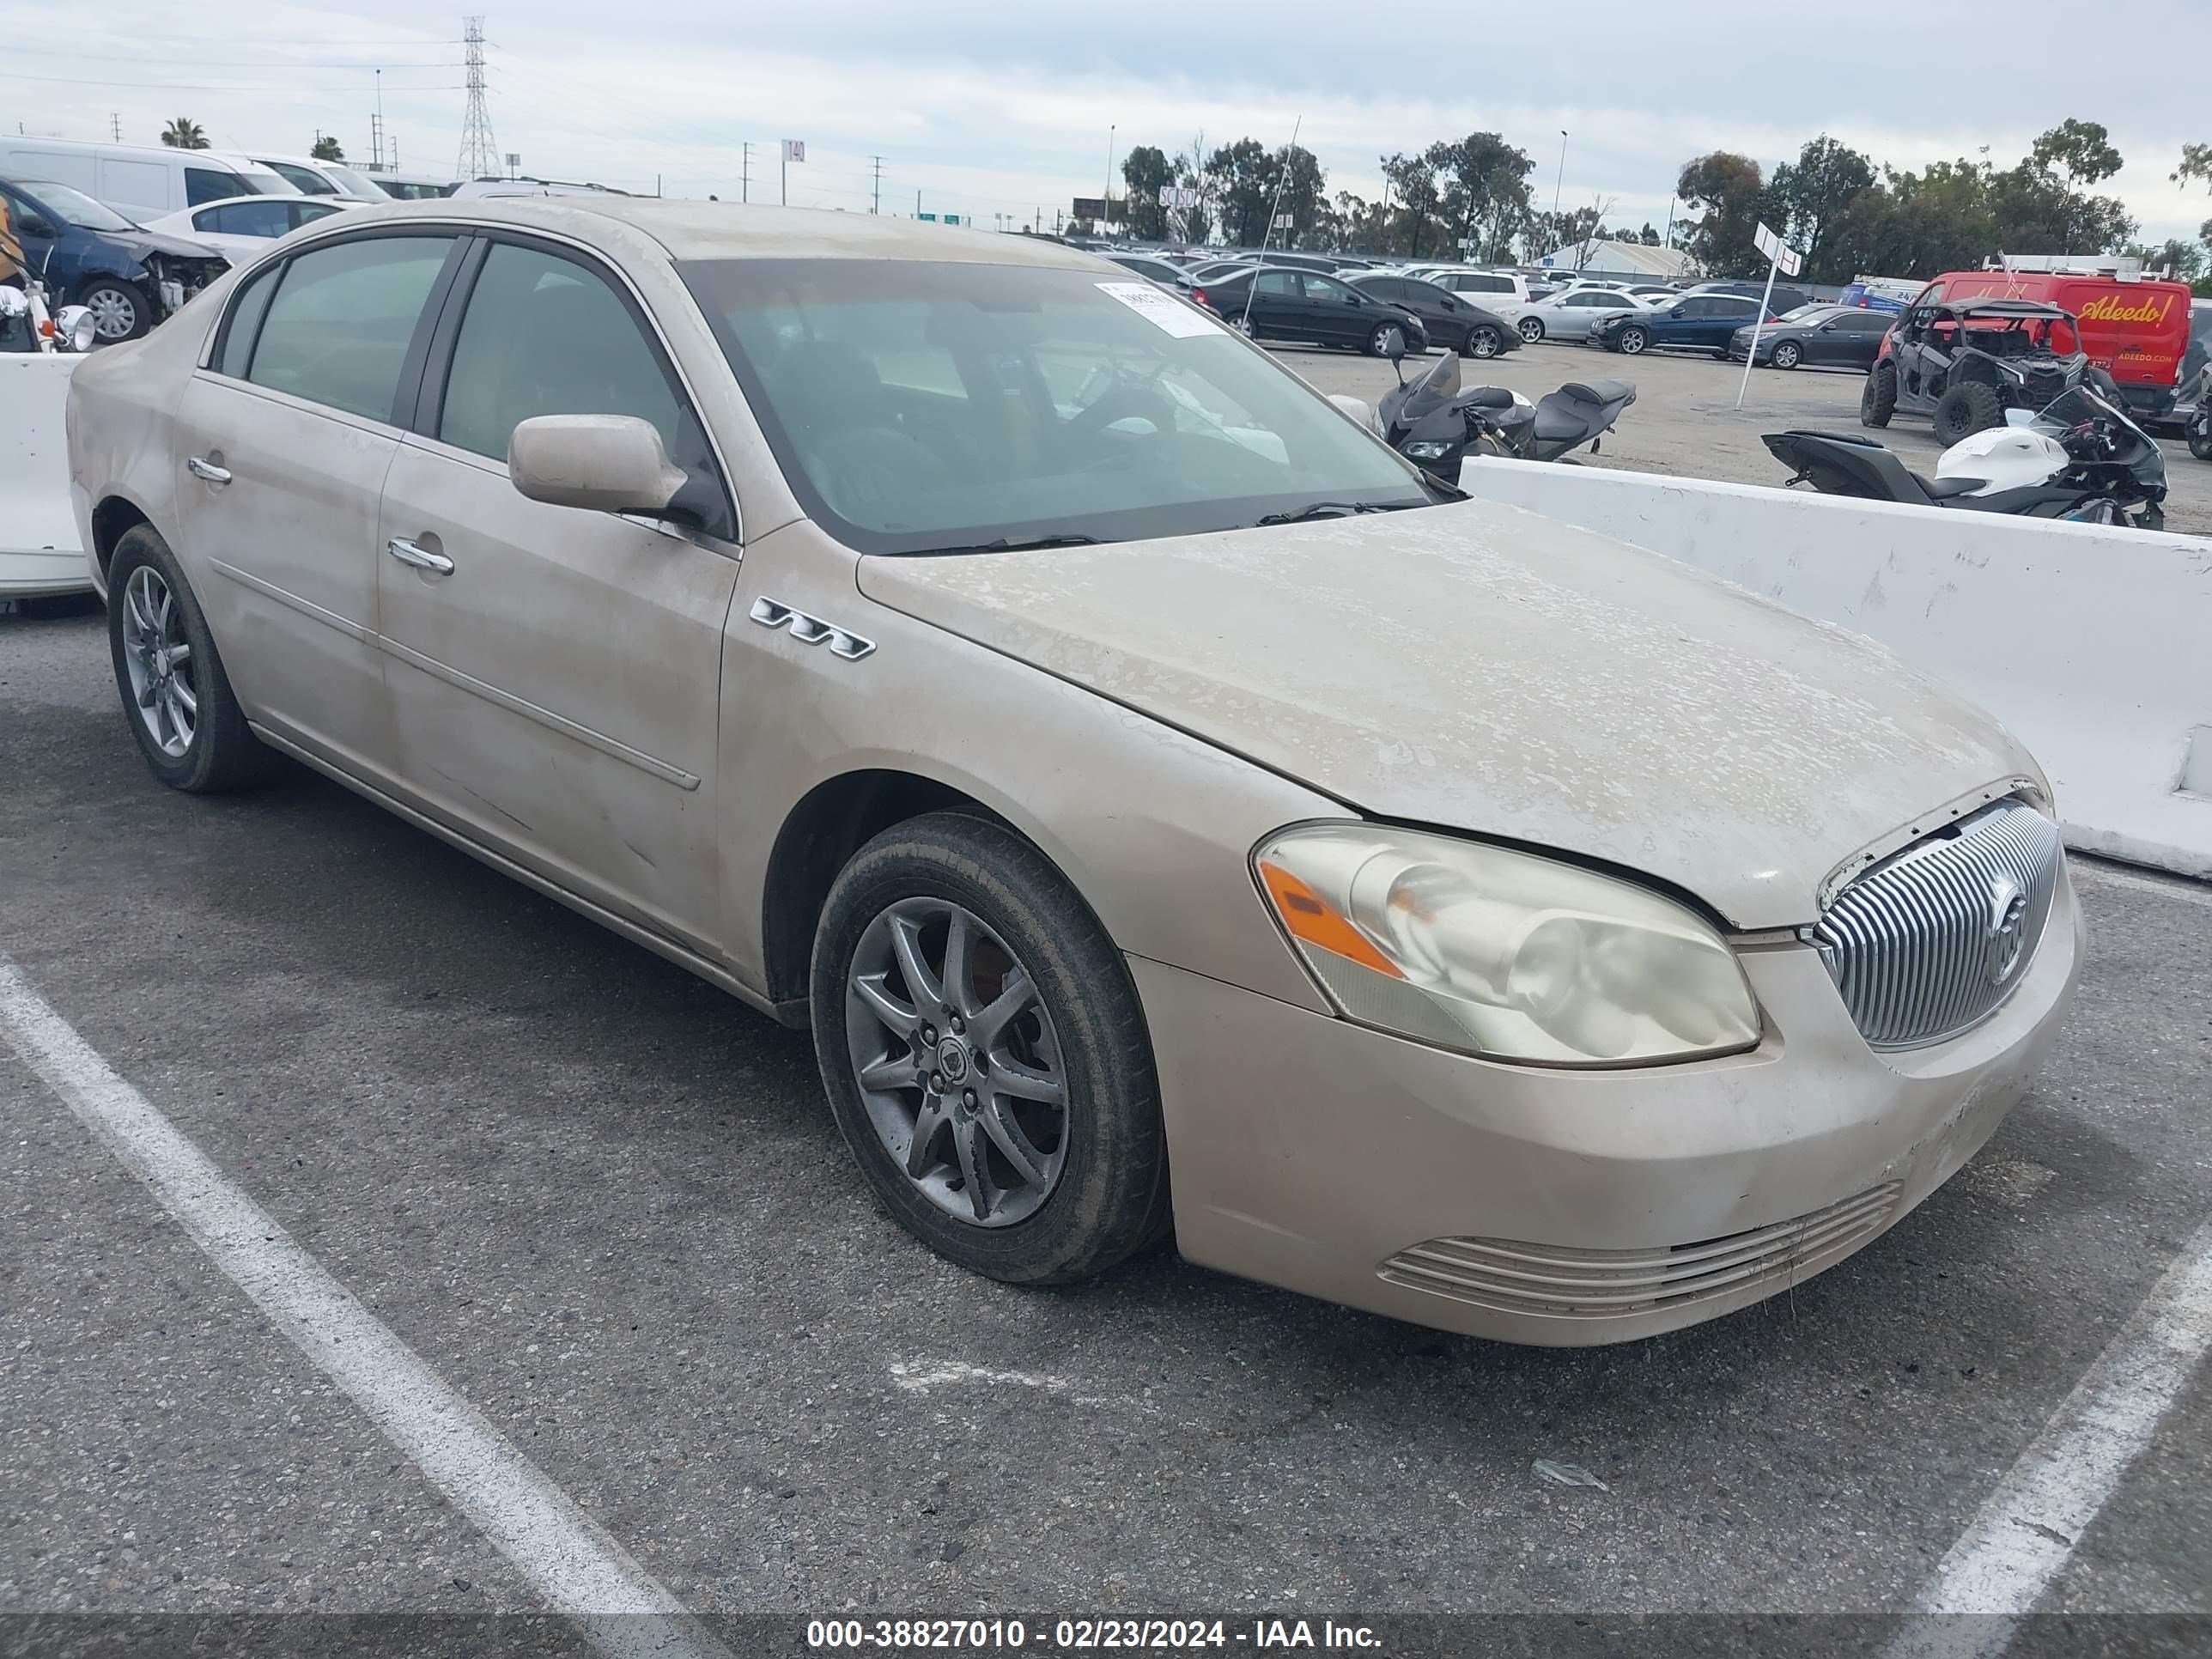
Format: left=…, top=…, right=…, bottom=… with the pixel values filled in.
left=1403, top=439, right=1453, bottom=459
left=1255, top=824, right=1760, bottom=1066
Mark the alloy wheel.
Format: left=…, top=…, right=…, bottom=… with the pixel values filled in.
left=843, top=896, right=1069, bottom=1228
left=120, top=565, right=197, bottom=758
left=1620, top=329, right=1647, bottom=355
left=1773, top=342, right=1802, bottom=369
left=1517, top=318, right=1543, bottom=343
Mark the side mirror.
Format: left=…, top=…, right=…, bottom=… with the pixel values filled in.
left=54, top=305, right=97, bottom=353
left=508, top=415, right=688, bottom=517
left=1385, top=331, right=1407, bottom=362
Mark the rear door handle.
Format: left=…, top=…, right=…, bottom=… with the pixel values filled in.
left=386, top=536, right=453, bottom=575
left=185, top=456, right=231, bottom=485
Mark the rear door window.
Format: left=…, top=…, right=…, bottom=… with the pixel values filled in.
left=202, top=199, right=294, bottom=238
left=98, top=156, right=168, bottom=209
left=246, top=234, right=456, bottom=422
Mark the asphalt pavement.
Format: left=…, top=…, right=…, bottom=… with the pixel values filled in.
left=3, top=583, right=2209, bottom=1656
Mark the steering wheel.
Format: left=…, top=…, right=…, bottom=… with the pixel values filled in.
left=1066, top=385, right=1178, bottom=446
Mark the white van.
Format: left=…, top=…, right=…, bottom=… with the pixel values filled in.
left=362, top=171, right=459, bottom=201
left=0, top=137, right=294, bottom=223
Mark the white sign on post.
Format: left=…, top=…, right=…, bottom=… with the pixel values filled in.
left=1736, top=222, right=1805, bottom=409
left=1458, top=237, right=1476, bottom=251
left=1272, top=212, right=1293, bottom=229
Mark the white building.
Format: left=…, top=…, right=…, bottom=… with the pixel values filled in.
left=1538, top=240, right=1698, bottom=280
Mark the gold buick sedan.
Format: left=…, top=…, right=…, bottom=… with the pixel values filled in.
left=65, top=200, right=2081, bottom=1344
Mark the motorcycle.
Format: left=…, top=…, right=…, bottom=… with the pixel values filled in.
left=1763, top=384, right=2168, bottom=531
left=2185, top=362, right=2211, bottom=465
left=0, top=253, right=97, bottom=355
left=1378, top=351, right=1638, bottom=482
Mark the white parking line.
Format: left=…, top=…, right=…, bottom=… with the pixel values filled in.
left=0, top=956, right=735, bottom=1659
left=1886, top=1214, right=2212, bottom=1659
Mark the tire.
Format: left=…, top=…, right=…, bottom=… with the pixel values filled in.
left=1462, top=325, right=1503, bottom=360
left=1365, top=321, right=1406, bottom=358
left=1932, top=382, right=2002, bottom=444
left=811, top=811, right=1171, bottom=1286
left=1861, top=362, right=1897, bottom=428
left=76, top=278, right=151, bottom=342
left=2188, top=422, right=2212, bottom=464
left=1615, top=326, right=1649, bottom=356
left=1517, top=316, right=1545, bottom=343
left=106, top=524, right=273, bottom=792
left=1770, top=340, right=1802, bottom=370
left=1229, top=310, right=1258, bottom=340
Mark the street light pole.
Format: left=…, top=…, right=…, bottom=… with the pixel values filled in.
left=1552, top=129, right=1568, bottom=225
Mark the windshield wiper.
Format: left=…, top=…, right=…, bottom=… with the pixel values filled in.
left=902, top=533, right=1107, bottom=556
left=1250, top=501, right=1424, bottom=527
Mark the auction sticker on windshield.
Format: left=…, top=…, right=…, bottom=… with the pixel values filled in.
left=1097, top=280, right=1222, bottom=338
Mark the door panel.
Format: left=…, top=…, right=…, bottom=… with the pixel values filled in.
left=374, top=445, right=738, bottom=951
left=374, top=236, right=740, bottom=951
left=173, top=375, right=399, bottom=769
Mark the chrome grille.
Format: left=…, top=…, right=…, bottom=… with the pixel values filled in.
left=1380, top=1182, right=1901, bottom=1320
left=1810, top=798, right=2060, bottom=1050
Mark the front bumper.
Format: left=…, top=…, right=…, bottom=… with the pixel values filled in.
left=1136, top=863, right=2082, bottom=1346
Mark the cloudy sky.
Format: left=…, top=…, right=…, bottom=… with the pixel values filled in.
left=3, top=0, right=2205, bottom=246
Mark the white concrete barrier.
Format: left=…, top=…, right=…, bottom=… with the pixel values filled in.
left=1462, top=456, right=2212, bottom=879
left=1, top=353, right=90, bottom=599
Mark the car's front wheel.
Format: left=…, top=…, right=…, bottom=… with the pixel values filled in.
left=1365, top=321, right=1406, bottom=357
left=811, top=812, right=1171, bottom=1285
left=1462, top=325, right=1503, bottom=360
left=1771, top=340, right=1802, bottom=369
left=1615, top=326, right=1649, bottom=356
left=76, top=278, right=150, bottom=342
left=106, top=524, right=271, bottom=792
left=1517, top=317, right=1545, bottom=343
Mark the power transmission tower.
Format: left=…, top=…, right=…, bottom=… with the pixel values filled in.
left=872, top=155, right=884, bottom=216
left=456, top=15, right=499, bottom=183
left=110, top=112, right=122, bottom=142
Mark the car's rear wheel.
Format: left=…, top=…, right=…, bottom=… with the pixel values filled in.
left=76, top=278, right=150, bottom=342
left=1462, top=325, right=1503, bottom=360
left=1933, top=382, right=2002, bottom=444
left=1616, top=326, right=1649, bottom=356
left=1229, top=309, right=1257, bottom=339
left=1861, top=362, right=1898, bottom=428
left=1517, top=317, right=1545, bottom=343
left=1771, top=340, right=1802, bottom=370
left=1365, top=321, right=1406, bottom=357
left=811, top=812, right=1171, bottom=1285
left=2188, top=421, right=2212, bottom=463
left=106, top=525, right=271, bottom=792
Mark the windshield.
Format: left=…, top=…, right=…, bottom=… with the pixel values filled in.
left=17, top=180, right=137, bottom=232
left=679, top=258, right=1438, bottom=555
left=1777, top=304, right=1835, bottom=324
left=2031, top=386, right=2161, bottom=473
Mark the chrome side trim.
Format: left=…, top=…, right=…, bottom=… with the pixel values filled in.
left=372, top=634, right=702, bottom=791
left=208, top=558, right=371, bottom=642
left=749, top=595, right=876, bottom=660
left=210, top=557, right=701, bottom=791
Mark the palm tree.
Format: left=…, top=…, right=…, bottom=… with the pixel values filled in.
left=160, top=118, right=208, bottom=151
left=310, top=135, right=344, bottom=163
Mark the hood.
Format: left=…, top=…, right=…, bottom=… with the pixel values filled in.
left=857, top=501, right=2036, bottom=930
left=106, top=228, right=228, bottom=263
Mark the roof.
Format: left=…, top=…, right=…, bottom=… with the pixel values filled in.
left=322, top=196, right=1109, bottom=270
left=1931, top=298, right=2073, bottom=318
left=1538, top=240, right=1697, bottom=279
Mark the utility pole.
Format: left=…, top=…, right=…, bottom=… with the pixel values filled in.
left=916, top=188, right=922, bottom=217
left=1552, top=129, right=1568, bottom=236
left=370, top=69, right=384, bottom=171
left=1103, top=124, right=1115, bottom=228
left=741, top=143, right=750, bottom=203
left=872, top=155, right=884, bottom=216
left=457, top=16, right=500, bottom=184
left=110, top=112, right=121, bottom=142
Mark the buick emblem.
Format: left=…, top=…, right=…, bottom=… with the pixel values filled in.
left=1985, top=878, right=2028, bottom=985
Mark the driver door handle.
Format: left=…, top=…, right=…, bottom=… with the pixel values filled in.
left=185, top=456, right=231, bottom=485
left=386, top=536, right=453, bottom=575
